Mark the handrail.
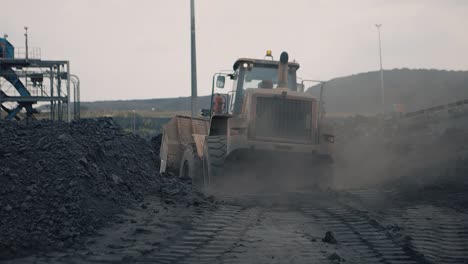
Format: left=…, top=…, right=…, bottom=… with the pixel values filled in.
left=13, top=47, right=41, bottom=59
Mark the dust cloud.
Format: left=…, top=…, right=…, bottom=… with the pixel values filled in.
left=210, top=151, right=333, bottom=197
left=330, top=114, right=468, bottom=191
left=208, top=113, right=467, bottom=197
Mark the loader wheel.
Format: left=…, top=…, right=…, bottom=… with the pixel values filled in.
left=202, top=136, right=227, bottom=189
left=179, top=147, right=203, bottom=190
left=316, top=163, right=334, bottom=190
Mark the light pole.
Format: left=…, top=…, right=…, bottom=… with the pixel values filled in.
left=24, top=26, right=29, bottom=60
left=375, top=24, right=385, bottom=114
left=190, top=0, right=198, bottom=117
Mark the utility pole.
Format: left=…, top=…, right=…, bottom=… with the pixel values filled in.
left=375, top=24, right=385, bottom=114
left=190, top=0, right=198, bottom=117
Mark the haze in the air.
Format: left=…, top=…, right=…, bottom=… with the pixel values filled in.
left=1, top=0, right=467, bottom=101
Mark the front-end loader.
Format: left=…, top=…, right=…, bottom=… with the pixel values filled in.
left=159, top=51, right=334, bottom=192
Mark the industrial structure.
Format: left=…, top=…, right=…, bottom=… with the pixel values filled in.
left=0, top=30, right=79, bottom=121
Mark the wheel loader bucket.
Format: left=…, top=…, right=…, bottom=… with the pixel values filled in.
left=159, top=115, right=209, bottom=173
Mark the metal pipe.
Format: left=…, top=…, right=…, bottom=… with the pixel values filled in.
left=76, top=75, right=80, bottom=119
left=210, top=73, right=217, bottom=116
left=277, top=52, right=289, bottom=88
left=190, top=0, right=198, bottom=117
left=70, top=74, right=80, bottom=120
left=66, top=61, right=71, bottom=122
left=50, top=66, right=54, bottom=120
left=301, top=79, right=327, bottom=143
left=57, top=65, right=62, bottom=120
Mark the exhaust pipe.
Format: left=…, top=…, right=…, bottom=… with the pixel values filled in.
left=277, top=51, right=289, bottom=88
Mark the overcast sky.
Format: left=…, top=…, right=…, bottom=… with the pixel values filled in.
left=2, top=0, right=467, bottom=101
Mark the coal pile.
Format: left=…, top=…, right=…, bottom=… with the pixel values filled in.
left=150, top=133, right=162, bottom=166
left=158, top=172, right=214, bottom=207
left=0, top=118, right=161, bottom=259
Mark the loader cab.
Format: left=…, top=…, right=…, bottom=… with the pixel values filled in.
left=229, top=59, right=300, bottom=115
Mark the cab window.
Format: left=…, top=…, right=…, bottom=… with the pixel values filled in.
left=241, top=64, right=297, bottom=90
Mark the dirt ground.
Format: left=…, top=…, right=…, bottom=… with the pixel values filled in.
left=7, top=186, right=468, bottom=264
left=1, top=118, right=468, bottom=264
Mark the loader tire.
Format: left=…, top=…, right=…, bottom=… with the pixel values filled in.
left=203, top=136, right=227, bottom=190
left=179, top=146, right=203, bottom=190
left=316, top=163, right=334, bottom=190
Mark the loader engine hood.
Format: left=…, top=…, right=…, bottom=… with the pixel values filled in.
left=243, top=88, right=319, bottom=144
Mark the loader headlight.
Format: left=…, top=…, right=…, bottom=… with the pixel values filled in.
left=323, top=134, right=335, bottom=143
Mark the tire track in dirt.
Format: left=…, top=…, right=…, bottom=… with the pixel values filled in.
left=12, top=190, right=465, bottom=264
left=137, top=204, right=252, bottom=264
left=302, top=205, right=419, bottom=264
left=402, top=205, right=468, bottom=264
left=180, top=207, right=259, bottom=264
left=346, top=188, right=468, bottom=263
left=220, top=208, right=329, bottom=264
left=3, top=199, right=217, bottom=264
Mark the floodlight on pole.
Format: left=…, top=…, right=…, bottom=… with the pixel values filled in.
left=375, top=24, right=385, bottom=114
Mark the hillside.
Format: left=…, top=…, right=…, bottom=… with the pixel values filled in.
left=308, top=69, right=468, bottom=114
left=80, top=69, right=468, bottom=115
left=81, top=96, right=212, bottom=112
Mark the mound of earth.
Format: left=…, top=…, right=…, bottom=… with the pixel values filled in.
left=0, top=118, right=198, bottom=259
left=150, top=133, right=162, bottom=163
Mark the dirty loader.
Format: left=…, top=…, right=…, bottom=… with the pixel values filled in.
left=159, top=51, right=334, bottom=192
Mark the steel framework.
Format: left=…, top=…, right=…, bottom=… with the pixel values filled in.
left=0, top=50, right=79, bottom=121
